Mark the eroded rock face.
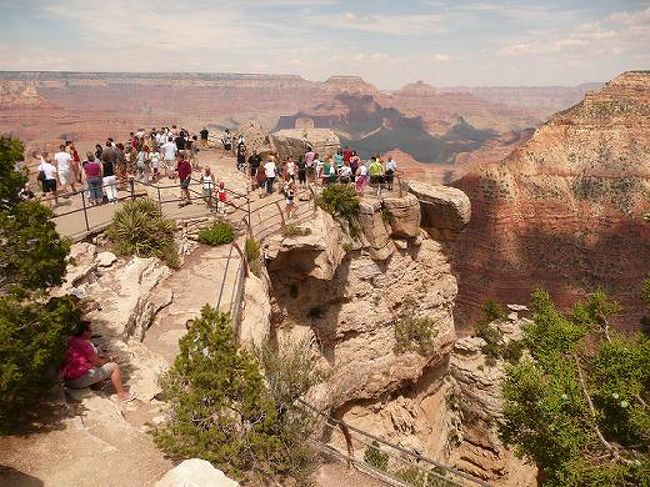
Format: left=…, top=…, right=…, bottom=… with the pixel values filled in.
left=266, top=210, right=347, bottom=280
left=448, top=309, right=537, bottom=485
left=406, top=180, right=471, bottom=241
left=269, top=128, right=340, bottom=161
left=383, top=193, right=421, bottom=238
left=156, top=459, right=239, bottom=487
left=267, top=201, right=459, bottom=462
left=453, top=71, right=650, bottom=329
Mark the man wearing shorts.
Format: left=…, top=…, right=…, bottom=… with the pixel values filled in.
left=54, top=144, right=76, bottom=194
left=38, top=156, right=58, bottom=207
left=176, top=156, right=193, bottom=207
left=161, top=137, right=177, bottom=179
left=60, top=321, right=135, bottom=402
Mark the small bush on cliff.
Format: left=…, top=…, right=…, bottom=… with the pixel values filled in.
left=318, top=184, right=360, bottom=219
left=107, top=197, right=179, bottom=268
left=153, top=307, right=321, bottom=482
left=500, top=289, right=650, bottom=486
left=473, top=300, right=523, bottom=366
left=245, top=237, right=262, bottom=277
left=280, top=223, right=311, bottom=238
left=394, top=316, right=438, bottom=355
left=198, top=220, right=235, bottom=246
left=364, top=440, right=389, bottom=472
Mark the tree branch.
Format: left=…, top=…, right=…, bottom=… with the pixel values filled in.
left=573, top=353, right=619, bottom=459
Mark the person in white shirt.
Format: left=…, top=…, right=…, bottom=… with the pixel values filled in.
left=339, top=164, right=352, bottom=184
left=150, top=149, right=162, bottom=182
left=38, top=155, right=59, bottom=207
left=264, top=159, right=276, bottom=194
left=54, top=144, right=76, bottom=193
left=161, top=137, right=177, bottom=179
left=385, top=156, right=398, bottom=191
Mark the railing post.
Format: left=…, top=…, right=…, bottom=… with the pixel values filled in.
left=246, top=189, right=252, bottom=237
left=81, top=189, right=90, bottom=232
left=208, top=182, right=213, bottom=213
left=274, top=200, right=286, bottom=227
left=129, top=177, right=135, bottom=200
left=157, top=186, right=162, bottom=210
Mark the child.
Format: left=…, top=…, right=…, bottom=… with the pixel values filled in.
left=150, top=149, right=162, bottom=182
left=217, top=181, right=227, bottom=214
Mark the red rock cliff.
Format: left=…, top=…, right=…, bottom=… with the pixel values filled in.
left=452, top=71, right=650, bottom=331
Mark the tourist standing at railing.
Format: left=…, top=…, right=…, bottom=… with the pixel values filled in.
left=284, top=180, right=296, bottom=220
left=136, top=146, right=151, bottom=183
left=189, top=135, right=200, bottom=172
left=115, top=143, right=127, bottom=185
left=37, top=154, right=58, bottom=208
left=236, top=144, right=247, bottom=172
left=355, top=160, right=368, bottom=195
left=304, top=147, right=315, bottom=182
left=150, top=148, right=162, bottom=183
left=297, top=156, right=307, bottom=189
left=248, top=150, right=261, bottom=190
left=68, top=142, right=82, bottom=184
left=385, top=156, right=398, bottom=192
left=161, top=136, right=177, bottom=180
left=201, top=167, right=216, bottom=203
left=350, top=151, right=360, bottom=181
left=264, top=157, right=277, bottom=195
left=222, top=129, right=232, bottom=152
left=368, top=157, right=385, bottom=196
left=199, top=127, right=209, bottom=148
left=176, top=155, right=193, bottom=208
left=285, top=158, right=296, bottom=182
left=101, top=151, right=118, bottom=204
left=255, top=164, right=267, bottom=197
left=217, top=181, right=227, bottom=214
left=83, top=153, right=104, bottom=206
left=54, top=144, right=76, bottom=195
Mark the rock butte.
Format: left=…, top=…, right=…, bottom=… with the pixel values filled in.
left=453, top=70, right=650, bottom=330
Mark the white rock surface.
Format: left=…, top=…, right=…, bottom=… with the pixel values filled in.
left=156, top=459, right=239, bottom=487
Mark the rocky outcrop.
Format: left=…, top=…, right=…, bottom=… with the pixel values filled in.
left=453, top=71, right=650, bottom=329
left=383, top=193, right=421, bottom=238
left=448, top=307, right=537, bottom=485
left=236, top=120, right=272, bottom=155
left=266, top=210, right=348, bottom=280
left=269, top=128, right=340, bottom=161
left=157, top=459, right=239, bottom=487
left=406, top=180, right=471, bottom=240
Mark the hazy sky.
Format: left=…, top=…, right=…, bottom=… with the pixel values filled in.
left=0, top=0, right=648, bottom=89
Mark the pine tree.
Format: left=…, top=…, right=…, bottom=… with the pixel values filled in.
left=500, top=289, right=650, bottom=486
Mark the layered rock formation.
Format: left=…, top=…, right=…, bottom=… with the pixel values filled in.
left=453, top=71, right=650, bottom=330
left=269, top=128, right=340, bottom=161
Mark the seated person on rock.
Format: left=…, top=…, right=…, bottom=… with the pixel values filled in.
left=60, top=321, right=136, bottom=402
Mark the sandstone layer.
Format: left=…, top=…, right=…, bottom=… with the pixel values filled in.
left=453, top=71, right=650, bottom=330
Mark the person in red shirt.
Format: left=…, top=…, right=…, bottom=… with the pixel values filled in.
left=343, top=146, right=352, bottom=165
left=176, top=155, right=193, bottom=207
left=60, top=321, right=135, bottom=402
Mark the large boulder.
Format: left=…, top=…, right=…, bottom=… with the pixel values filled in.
left=156, top=459, right=239, bottom=487
left=269, top=128, right=339, bottom=161
left=405, top=181, right=471, bottom=241
left=383, top=193, right=421, bottom=238
left=236, top=120, right=271, bottom=154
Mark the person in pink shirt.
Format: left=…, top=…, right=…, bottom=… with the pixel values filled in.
left=60, top=321, right=136, bottom=402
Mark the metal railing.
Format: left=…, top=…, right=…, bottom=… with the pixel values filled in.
left=297, top=398, right=492, bottom=487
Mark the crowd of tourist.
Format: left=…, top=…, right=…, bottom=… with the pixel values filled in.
left=27, top=124, right=400, bottom=223
left=31, top=125, right=211, bottom=209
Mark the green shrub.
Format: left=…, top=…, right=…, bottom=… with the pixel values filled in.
left=0, top=295, right=79, bottom=431
left=394, top=316, right=438, bottom=355
left=197, top=220, right=235, bottom=246
left=381, top=205, right=394, bottom=223
left=153, top=307, right=322, bottom=482
left=364, top=440, right=389, bottom=472
left=500, top=289, right=650, bottom=485
left=245, top=237, right=262, bottom=278
left=473, top=299, right=523, bottom=366
left=280, top=224, right=312, bottom=238
left=0, top=136, right=75, bottom=431
left=318, top=184, right=360, bottom=219
left=107, top=197, right=179, bottom=268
